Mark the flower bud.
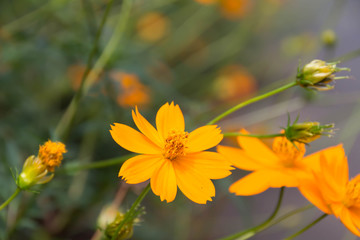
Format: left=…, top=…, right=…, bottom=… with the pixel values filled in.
left=285, top=121, right=334, bottom=144
left=104, top=213, right=134, bottom=240
left=321, top=29, right=337, bottom=47
left=296, top=59, right=350, bottom=91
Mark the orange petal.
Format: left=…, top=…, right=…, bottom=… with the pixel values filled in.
left=176, top=152, right=233, bottom=180
left=132, top=107, right=163, bottom=147
left=339, top=208, right=360, bottom=236
left=236, top=129, right=279, bottom=167
left=187, top=125, right=223, bottom=153
left=229, top=169, right=299, bottom=196
left=119, top=154, right=164, bottom=184
left=321, top=144, right=348, bottom=189
left=267, top=169, right=299, bottom=188
left=318, top=152, right=347, bottom=202
left=156, top=102, right=185, bottom=140
left=150, top=159, right=177, bottom=203
left=229, top=171, right=271, bottom=196
left=110, top=123, right=162, bottom=154
left=217, top=145, right=262, bottom=171
left=298, top=178, right=332, bottom=214
left=300, top=150, right=322, bottom=172
left=348, top=207, right=360, bottom=236
left=173, top=158, right=215, bottom=204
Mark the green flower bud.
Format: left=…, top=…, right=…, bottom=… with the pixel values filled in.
left=285, top=121, right=334, bottom=144
left=296, top=59, right=350, bottom=91
left=105, top=213, right=134, bottom=240
left=321, top=29, right=337, bottom=47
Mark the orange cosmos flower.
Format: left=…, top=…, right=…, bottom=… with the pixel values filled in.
left=110, top=102, right=233, bottom=204
left=110, top=72, right=150, bottom=108
left=217, top=130, right=315, bottom=195
left=298, top=144, right=360, bottom=236
left=137, top=12, right=169, bottom=42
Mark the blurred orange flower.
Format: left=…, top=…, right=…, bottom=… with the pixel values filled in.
left=298, top=144, right=360, bottom=236
left=110, top=72, right=150, bottom=108
left=213, top=65, right=257, bottom=101
left=137, top=12, right=169, bottom=42
left=110, top=102, right=233, bottom=204
left=217, top=130, right=314, bottom=195
left=194, top=0, right=252, bottom=19
left=220, top=0, right=252, bottom=19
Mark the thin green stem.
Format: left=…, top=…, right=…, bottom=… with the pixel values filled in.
left=60, top=154, right=134, bottom=173
left=54, top=0, right=115, bottom=140
left=111, top=183, right=151, bottom=240
left=207, top=82, right=297, bottom=125
left=221, top=187, right=285, bottom=240
left=223, top=132, right=284, bottom=138
left=284, top=213, right=328, bottom=240
left=0, top=188, right=21, bottom=211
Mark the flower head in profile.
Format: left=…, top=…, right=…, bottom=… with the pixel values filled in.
left=298, top=144, right=360, bottom=236
left=296, top=59, right=350, bottom=91
left=217, top=130, right=316, bottom=195
left=17, top=140, right=67, bottom=189
left=110, top=102, right=233, bottom=204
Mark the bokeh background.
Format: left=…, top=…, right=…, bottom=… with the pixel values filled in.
left=1, top=0, right=360, bottom=239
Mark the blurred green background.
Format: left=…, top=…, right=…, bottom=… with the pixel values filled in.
left=1, top=0, right=360, bottom=239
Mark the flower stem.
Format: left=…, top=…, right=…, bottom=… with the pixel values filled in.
left=284, top=213, right=328, bottom=240
left=54, top=0, right=115, bottom=140
left=223, top=132, right=284, bottom=138
left=60, top=154, right=134, bottom=173
left=207, top=82, right=297, bottom=125
left=220, top=187, right=285, bottom=240
left=0, top=188, right=21, bottom=211
left=110, top=183, right=151, bottom=240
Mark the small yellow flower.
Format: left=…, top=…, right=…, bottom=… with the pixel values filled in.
left=38, top=140, right=67, bottom=172
left=298, top=145, right=360, bottom=236
left=217, top=129, right=315, bottom=195
left=110, top=102, right=233, bottom=204
left=17, top=140, right=67, bottom=189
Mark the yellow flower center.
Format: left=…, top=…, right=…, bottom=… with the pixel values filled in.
left=38, top=140, right=67, bottom=172
left=344, top=174, right=360, bottom=207
left=163, top=130, right=189, bottom=160
left=272, top=137, right=305, bottom=167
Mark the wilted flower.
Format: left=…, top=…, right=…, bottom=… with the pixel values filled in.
left=296, top=59, right=350, bottom=91
left=17, top=140, right=66, bottom=189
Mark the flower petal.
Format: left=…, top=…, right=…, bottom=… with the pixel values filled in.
left=187, top=125, right=223, bottom=153
left=229, top=169, right=298, bottom=196
left=110, top=123, right=162, bottom=154
left=156, top=102, right=185, bottom=140
left=150, top=159, right=177, bottom=202
left=132, top=107, right=163, bottom=147
left=339, top=207, right=360, bottom=236
left=177, top=152, right=233, bottom=180
left=229, top=171, right=270, bottom=196
left=217, top=145, right=262, bottom=171
left=298, top=177, right=332, bottom=214
left=119, top=154, right=164, bottom=184
left=173, top=158, right=215, bottom=204
left=236, top=129, right=279, bottom=166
